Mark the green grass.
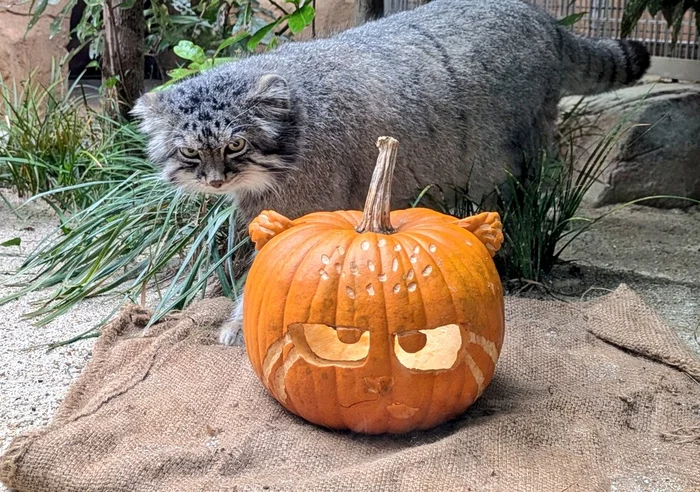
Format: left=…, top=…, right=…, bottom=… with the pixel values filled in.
left=0, top=68, right=251, bottom=342
left=1, top=176, right=250, bottom=333
left=412, top=95, right=644, bottom=284
left=0, top=67, right=154, bottom=214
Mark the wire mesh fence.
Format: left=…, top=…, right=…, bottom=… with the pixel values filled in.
left=384, top=0, right=698, bottom=60
left=527, top=0, right=698, bottom=60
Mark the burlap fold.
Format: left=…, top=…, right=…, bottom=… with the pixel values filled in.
left=1, top=285, right=698, bottom=491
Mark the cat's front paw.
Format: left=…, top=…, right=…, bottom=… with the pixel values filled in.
left=218, top=318, right=244, bottom=346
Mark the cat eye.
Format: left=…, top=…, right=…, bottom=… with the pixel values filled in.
left=225, top=138, right=247, bottom=155
left=178, top=147, right=200, bottom=159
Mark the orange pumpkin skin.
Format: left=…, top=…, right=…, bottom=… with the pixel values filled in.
left=242, top=207, right=505, bottom=434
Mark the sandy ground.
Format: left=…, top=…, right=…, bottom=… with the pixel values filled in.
left=0, top=193, right=123, bottom=459
left=0, top=190, right=698, bottom=491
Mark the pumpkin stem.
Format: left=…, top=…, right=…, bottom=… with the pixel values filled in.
left=356, top=136, right=399, bottom=234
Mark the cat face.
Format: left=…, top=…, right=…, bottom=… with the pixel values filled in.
left=131, top=73, right=298, bottom=197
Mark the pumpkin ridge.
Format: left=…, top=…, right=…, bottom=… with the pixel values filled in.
left=438, top=225, right=504, bottom=345
left=407, top=228, right=500, bottom=344
left=292, top=211, right=359, bottom=230
left=266, top=233, right=328, bottom=386
left=406, top=228, right=502, bottom=360
left=411, top=245, right=441, bottom=428
left=332, top=231, right=369, bottom=429
left=276, top=234, right=344, bottom=419
left=247, top=237, right=308, bottom=373
left=391, top=234, right=444, bottom=426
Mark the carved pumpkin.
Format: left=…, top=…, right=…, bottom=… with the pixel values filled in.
left=243, top=137, right=505, bottom=434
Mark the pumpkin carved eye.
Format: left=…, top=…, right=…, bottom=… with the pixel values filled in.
left=396, top=332, right=427, bottom=353
left=291, top=323, right=370, bottom=362
left=393, top=324, right=462, bottom=371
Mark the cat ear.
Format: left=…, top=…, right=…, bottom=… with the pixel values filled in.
left=131, top=91, right=167, bottom=135
left=246, top=74, right=291, bottom=119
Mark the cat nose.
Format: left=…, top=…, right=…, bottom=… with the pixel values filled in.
left=209, top=180, right=224, bottom=188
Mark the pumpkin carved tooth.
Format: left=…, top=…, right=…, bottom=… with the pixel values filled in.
left=243, top=137, right=505, bottom=434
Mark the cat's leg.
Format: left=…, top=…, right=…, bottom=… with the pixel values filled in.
left=218, top=210, right=294, bottom=346
left=218, top=294, right=245, bottom=346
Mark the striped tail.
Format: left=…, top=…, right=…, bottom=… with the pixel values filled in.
left=560, top=30, right=651, bottom=96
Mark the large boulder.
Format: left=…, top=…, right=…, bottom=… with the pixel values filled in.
left=560, top=83, right=700, bottom=208
left=0, top=2, right=70, bottom=89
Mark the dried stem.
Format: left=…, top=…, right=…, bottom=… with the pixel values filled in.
left=356, top=136, right=399, bottom=234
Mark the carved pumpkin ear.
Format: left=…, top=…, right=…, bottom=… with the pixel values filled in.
left=249, top=210, right=294, bottom=250
left=246, top=74, right=291, bottom=119
left=456, top=212, right=504, bottom=257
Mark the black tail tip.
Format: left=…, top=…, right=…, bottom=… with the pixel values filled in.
left=619, top=40, right=651, bottom=83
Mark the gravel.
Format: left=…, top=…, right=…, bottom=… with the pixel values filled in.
left=0, top=192, right=119, bottom=460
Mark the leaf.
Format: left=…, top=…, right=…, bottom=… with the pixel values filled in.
left=167, top=68, right=197, bottom=81
left=26, top=0, right=49, bottom=34
left=247, top=18, right=282, bottom=51
left=103, top=75, right=120, bottom=89
left=647, top=0, right=663, bottom=16
left=557, top=11, right=587, bottom=26
left=50, top=16, right=64, bottom=39
left=214, top=32, right=248, bottom=58
left=211, top=57, right=237, bottom=66
left=662, top=1, right=692, bottom=49
left=287, top=4, right=315, bottom=33
left=620, top=0, right=649, bottom=38
left=49, top=0, right=77, bottom=39
left=120, top=0, right=136, bottom=9
left=1, top=238, right=21, bottom=248
left=266, top=36, right=279, bottom=51
left=216, top=36, right=237, bottom=53
left=173, top=40, right=207, bottom=64
left=86, top=60, right=100, bottom=69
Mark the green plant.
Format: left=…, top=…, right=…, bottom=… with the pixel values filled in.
left=25, top=0, right=315, bottom=80
left=411, top=95, right=638, bottom=283
left=0, top=67, right=151, bottom=212
left=160, top=1, right=315, bottom=87
left=621, top=0, right=700, bottom=47
left=1, top=174, right=251, bottom=337
left=0, top=67, right=254, bottom=344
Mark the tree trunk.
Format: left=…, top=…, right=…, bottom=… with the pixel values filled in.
left=102, top=0, right=145, bottom=119
left=383, top=0, right=429, bottom=15
left=355, top=0, right=384, bottom=25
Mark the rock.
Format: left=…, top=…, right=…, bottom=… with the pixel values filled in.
left=560, top=83, right=700, bottom=209
left=0, top=1, right=70, bottom=89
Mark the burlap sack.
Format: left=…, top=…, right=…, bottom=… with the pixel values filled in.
left=1, top=285, right=698, bottom=491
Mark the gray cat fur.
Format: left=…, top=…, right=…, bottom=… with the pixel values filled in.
left=131, top=0, right=649, bottom=344
left=132, top=0, right=649, bottom=225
